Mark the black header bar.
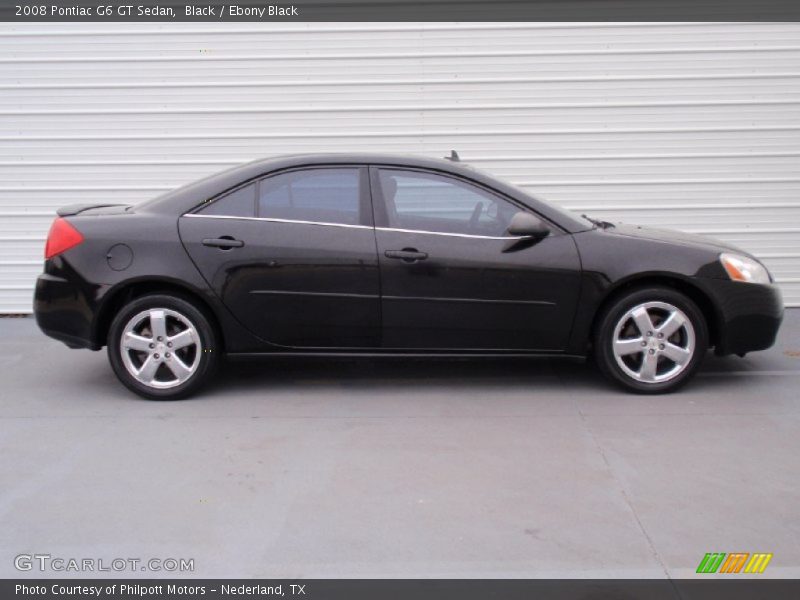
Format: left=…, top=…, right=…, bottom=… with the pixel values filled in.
left=3, top=0, right=800, bottom=22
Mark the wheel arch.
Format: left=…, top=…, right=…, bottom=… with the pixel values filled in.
left=590, top=274, right=721, bottom=351
left=92, top=277, right=225, bottom=351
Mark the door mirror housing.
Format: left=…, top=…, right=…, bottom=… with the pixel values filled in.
left=507, top=212, right=550, bottom=239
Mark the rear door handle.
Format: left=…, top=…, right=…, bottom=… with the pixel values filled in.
left=202, top=237, right=244, bottom=249
left=385, top=249, right=428, bottom=263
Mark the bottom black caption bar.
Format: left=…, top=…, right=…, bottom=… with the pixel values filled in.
left=5, top=579, right=800, bottom=600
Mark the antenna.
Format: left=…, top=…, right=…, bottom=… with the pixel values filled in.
left=444, top=150, right=460, bottom=162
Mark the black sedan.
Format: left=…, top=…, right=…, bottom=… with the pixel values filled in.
left=34, top=153, right=783, bottom=399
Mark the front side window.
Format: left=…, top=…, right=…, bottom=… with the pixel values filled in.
left=258, top=168, right=361, bottom=225
left=199, top=183, right=256, bottom=217
left=377, top=169, right=520, bottom=236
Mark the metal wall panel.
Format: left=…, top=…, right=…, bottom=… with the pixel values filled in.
left=0, top=22, right=798, bottom=312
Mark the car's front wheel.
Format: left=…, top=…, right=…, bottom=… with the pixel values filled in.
left=107, top=294, right=218, bottom=400
left=594, top=287, right=708, bottom=393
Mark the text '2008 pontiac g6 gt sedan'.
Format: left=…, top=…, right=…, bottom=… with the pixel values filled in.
left=34, top=153, right=783, bottom=399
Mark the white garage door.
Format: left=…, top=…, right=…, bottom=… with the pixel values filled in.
left=1, top=22, right=798, bottom=312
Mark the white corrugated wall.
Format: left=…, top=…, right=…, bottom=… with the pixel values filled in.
left=0, top=22, right=799, bottom=312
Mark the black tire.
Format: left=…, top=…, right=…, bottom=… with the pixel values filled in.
left=107, top=294, right=219, bottom=400
left=593, top=286, right=709, bottom=394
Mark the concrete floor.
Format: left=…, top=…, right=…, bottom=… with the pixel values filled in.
left=0, top=312, right=798, bottom=579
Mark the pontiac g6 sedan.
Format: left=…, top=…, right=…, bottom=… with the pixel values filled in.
left=34, top=153, right=783, bottom=399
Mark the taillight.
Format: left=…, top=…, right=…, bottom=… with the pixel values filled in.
left=44, top=217, right=84, bottom=259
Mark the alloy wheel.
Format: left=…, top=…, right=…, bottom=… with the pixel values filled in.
left=119, top=308, right=201, bottom=389
left=611, top=301, right=696, bottom=384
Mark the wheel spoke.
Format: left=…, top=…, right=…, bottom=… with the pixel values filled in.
left=631, top=307, right=655, bottom=337
left=614, top=338, right=644, bottom=356
left=137, top=355, right=159, bottom=383
left=168, top=329, right=196, bottom=350
left=165, top=356, right=193, bottom=382
left=657, top=311, right=686, bottom=339
left=149, top=310, right=168, bottom=340
left=639, top=352, right=659, bottom=382
left=662, top=343, right=691, bottom=365
left=122, top=332, right=152, bottom=352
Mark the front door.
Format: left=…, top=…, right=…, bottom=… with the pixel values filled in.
left=179, top=166, right=380, bottom=349
left=370, top=166, right=581, bottom=351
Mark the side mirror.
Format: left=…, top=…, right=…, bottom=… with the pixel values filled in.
left=507, top=212, right=550, bottom=239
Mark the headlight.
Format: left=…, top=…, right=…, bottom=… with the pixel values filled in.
left=719, top=252, right=771, bottom=285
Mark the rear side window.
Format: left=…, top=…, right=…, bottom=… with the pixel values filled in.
left=199, top=183, right=256, bottom=217
left=258, top=168, right=360, bottom=225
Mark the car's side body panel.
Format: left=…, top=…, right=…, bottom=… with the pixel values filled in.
left=179, top=214, right=381, bottom=349
left=34, top=209, right=266, bottom=353
left=567, top=228, right=783, bottom=356
left=373, top=227, right=582, bottom=351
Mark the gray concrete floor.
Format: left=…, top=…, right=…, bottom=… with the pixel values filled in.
left=1, top=312, right=799, bottom=579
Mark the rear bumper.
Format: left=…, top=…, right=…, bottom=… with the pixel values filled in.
left=701, top=279, right=784, bottom=356
left=34, top=271, right=104, bottom=350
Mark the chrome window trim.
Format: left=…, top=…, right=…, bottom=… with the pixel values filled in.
left=183, top=213, right=527, bottom=240
left=376, top=226, right=526, bottom=241
left=183, top=213, right=372, bottom=230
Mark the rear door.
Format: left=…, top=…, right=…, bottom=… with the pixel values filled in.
left=370, top=166, right=581, bottom=351
left=179, top=166, right=380, bottom=349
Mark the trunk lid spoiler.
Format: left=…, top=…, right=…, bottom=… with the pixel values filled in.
left=57, top=203, right=130, bottom=217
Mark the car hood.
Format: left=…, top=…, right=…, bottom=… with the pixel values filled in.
left=605, top=223, right=751, bottom=256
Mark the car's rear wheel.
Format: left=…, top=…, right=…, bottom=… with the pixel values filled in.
left=594, top=287, right=708, bottom=393
left=107, top=294, right=218, bottom=400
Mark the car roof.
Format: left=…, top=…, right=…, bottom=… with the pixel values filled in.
left=137, top=153, right=587, bottom=233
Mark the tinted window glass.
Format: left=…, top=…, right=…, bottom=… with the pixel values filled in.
left=199, top=183, right=255, bottom=217
left=378, top=169, right=519, bottom=236
left=258, top=168, right=360, bottom=225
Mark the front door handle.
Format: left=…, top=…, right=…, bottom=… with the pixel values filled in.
left=385, top=248, right=428, bottom=263
left=202, top=236, right=244, bottom=249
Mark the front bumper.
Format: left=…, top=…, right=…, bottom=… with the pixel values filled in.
left=700, top=278, right=784, bottom=356
left=34, top=271, right=105, bottom=350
